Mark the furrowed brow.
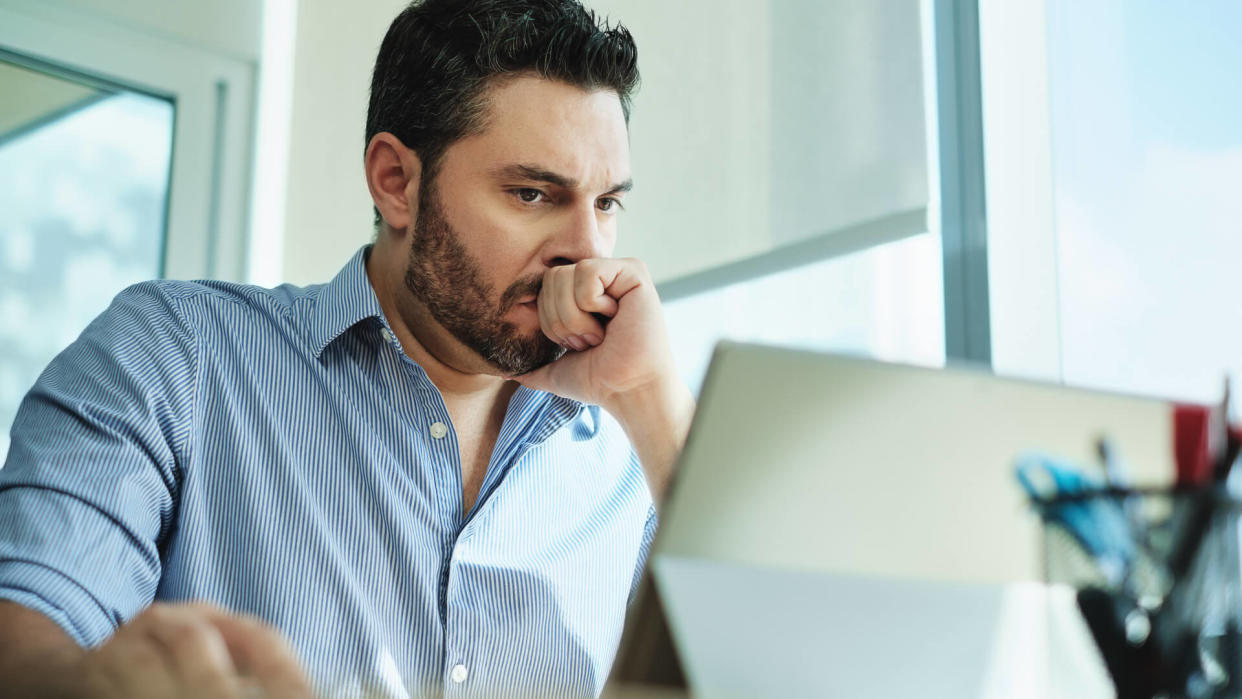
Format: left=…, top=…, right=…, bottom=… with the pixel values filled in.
left=493, top=164, right=633, bottom=195
left=493, top=164, right=577, bottom=189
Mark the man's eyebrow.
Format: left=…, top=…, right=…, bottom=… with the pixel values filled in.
left=493, top=164, right=577, bottom=189
left=493, top=163, right=633, bottom=194
left=605, top=178, right=634, bottom=195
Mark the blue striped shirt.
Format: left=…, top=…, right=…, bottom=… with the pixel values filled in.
left=0, top=246, right=657, bottom=697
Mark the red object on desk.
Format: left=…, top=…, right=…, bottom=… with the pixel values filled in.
left=1174, top=405, right=1211, bottom=486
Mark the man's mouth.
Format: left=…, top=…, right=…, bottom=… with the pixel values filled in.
left=508, top=298, right=539, bottom=319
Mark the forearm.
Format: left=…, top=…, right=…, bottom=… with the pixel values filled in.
left=605, top=377, right=696, bottom=505
left=0, top=601, right=88, bottom=697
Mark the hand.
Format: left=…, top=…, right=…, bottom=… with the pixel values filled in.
left=513, top=257, right=677, bottom=409
left=74, top=602, right=312, bottom=699
left=513, top=258, right=694, bottom=501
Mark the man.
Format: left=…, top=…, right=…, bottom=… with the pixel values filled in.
left=0, top=0, right=694, bottom=696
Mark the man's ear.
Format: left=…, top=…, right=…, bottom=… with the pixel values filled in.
left=364, top=132, right=423, bottom=233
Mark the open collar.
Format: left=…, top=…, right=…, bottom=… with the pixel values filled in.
left=308, top=245, right=386, bottom=359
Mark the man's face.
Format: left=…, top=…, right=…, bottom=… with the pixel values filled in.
left=400, top=75, right=632, bottom=376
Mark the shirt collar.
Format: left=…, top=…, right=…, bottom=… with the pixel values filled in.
left=308, top=245, right=386, bottom=359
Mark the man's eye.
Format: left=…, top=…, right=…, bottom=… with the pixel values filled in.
left=597, top=197, right=623, bottom=214
left=514, top=188, right=544, bottom=204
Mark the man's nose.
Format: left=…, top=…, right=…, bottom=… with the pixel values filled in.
left=541, top=203, right=608, bottom=267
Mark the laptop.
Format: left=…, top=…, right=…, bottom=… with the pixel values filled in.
left=608, top=342, right=1179, bottom=697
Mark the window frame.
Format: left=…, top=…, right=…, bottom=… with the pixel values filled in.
left=934, top=0, right=993, bottom=367
left=0, top=1, right=256, bottom=282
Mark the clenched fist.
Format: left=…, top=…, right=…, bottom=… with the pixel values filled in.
left=517, top=257, right=676, bottom=406
left=513, top=257, right=694, bottom=501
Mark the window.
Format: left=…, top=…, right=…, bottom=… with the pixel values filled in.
left=982, top=0, right=1242, bottom=404
left=0, top=58, right=174, bottom=457
left=1048, top=0, right=1242, bottom=403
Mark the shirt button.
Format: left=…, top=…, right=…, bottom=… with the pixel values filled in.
left=450, top=664, right=468, bottom=683
left=381, top=328, right=394, bottom=343
left=430, top=422, right=448, bottom=439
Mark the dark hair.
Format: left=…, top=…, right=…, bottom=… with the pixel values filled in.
left=366, top=0, right=639, bottom=226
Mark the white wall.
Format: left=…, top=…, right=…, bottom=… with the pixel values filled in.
left=278, top=0, right=408, bottom=286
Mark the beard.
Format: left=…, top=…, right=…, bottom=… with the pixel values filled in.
left=402, top=180, right=564, bottom=376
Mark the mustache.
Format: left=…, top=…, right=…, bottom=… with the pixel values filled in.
left=498, top=274, right=545, bottom=312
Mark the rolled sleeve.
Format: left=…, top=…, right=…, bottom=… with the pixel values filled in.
left=0, top=560, right=116, bottom=647
left=0, top=281, right=198, bottom=647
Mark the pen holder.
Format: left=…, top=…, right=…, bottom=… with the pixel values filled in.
left=1038, top=488, right=1242, bottom=699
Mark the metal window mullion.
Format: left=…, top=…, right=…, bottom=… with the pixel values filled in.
left=936, top=0, right=992, bottom=366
